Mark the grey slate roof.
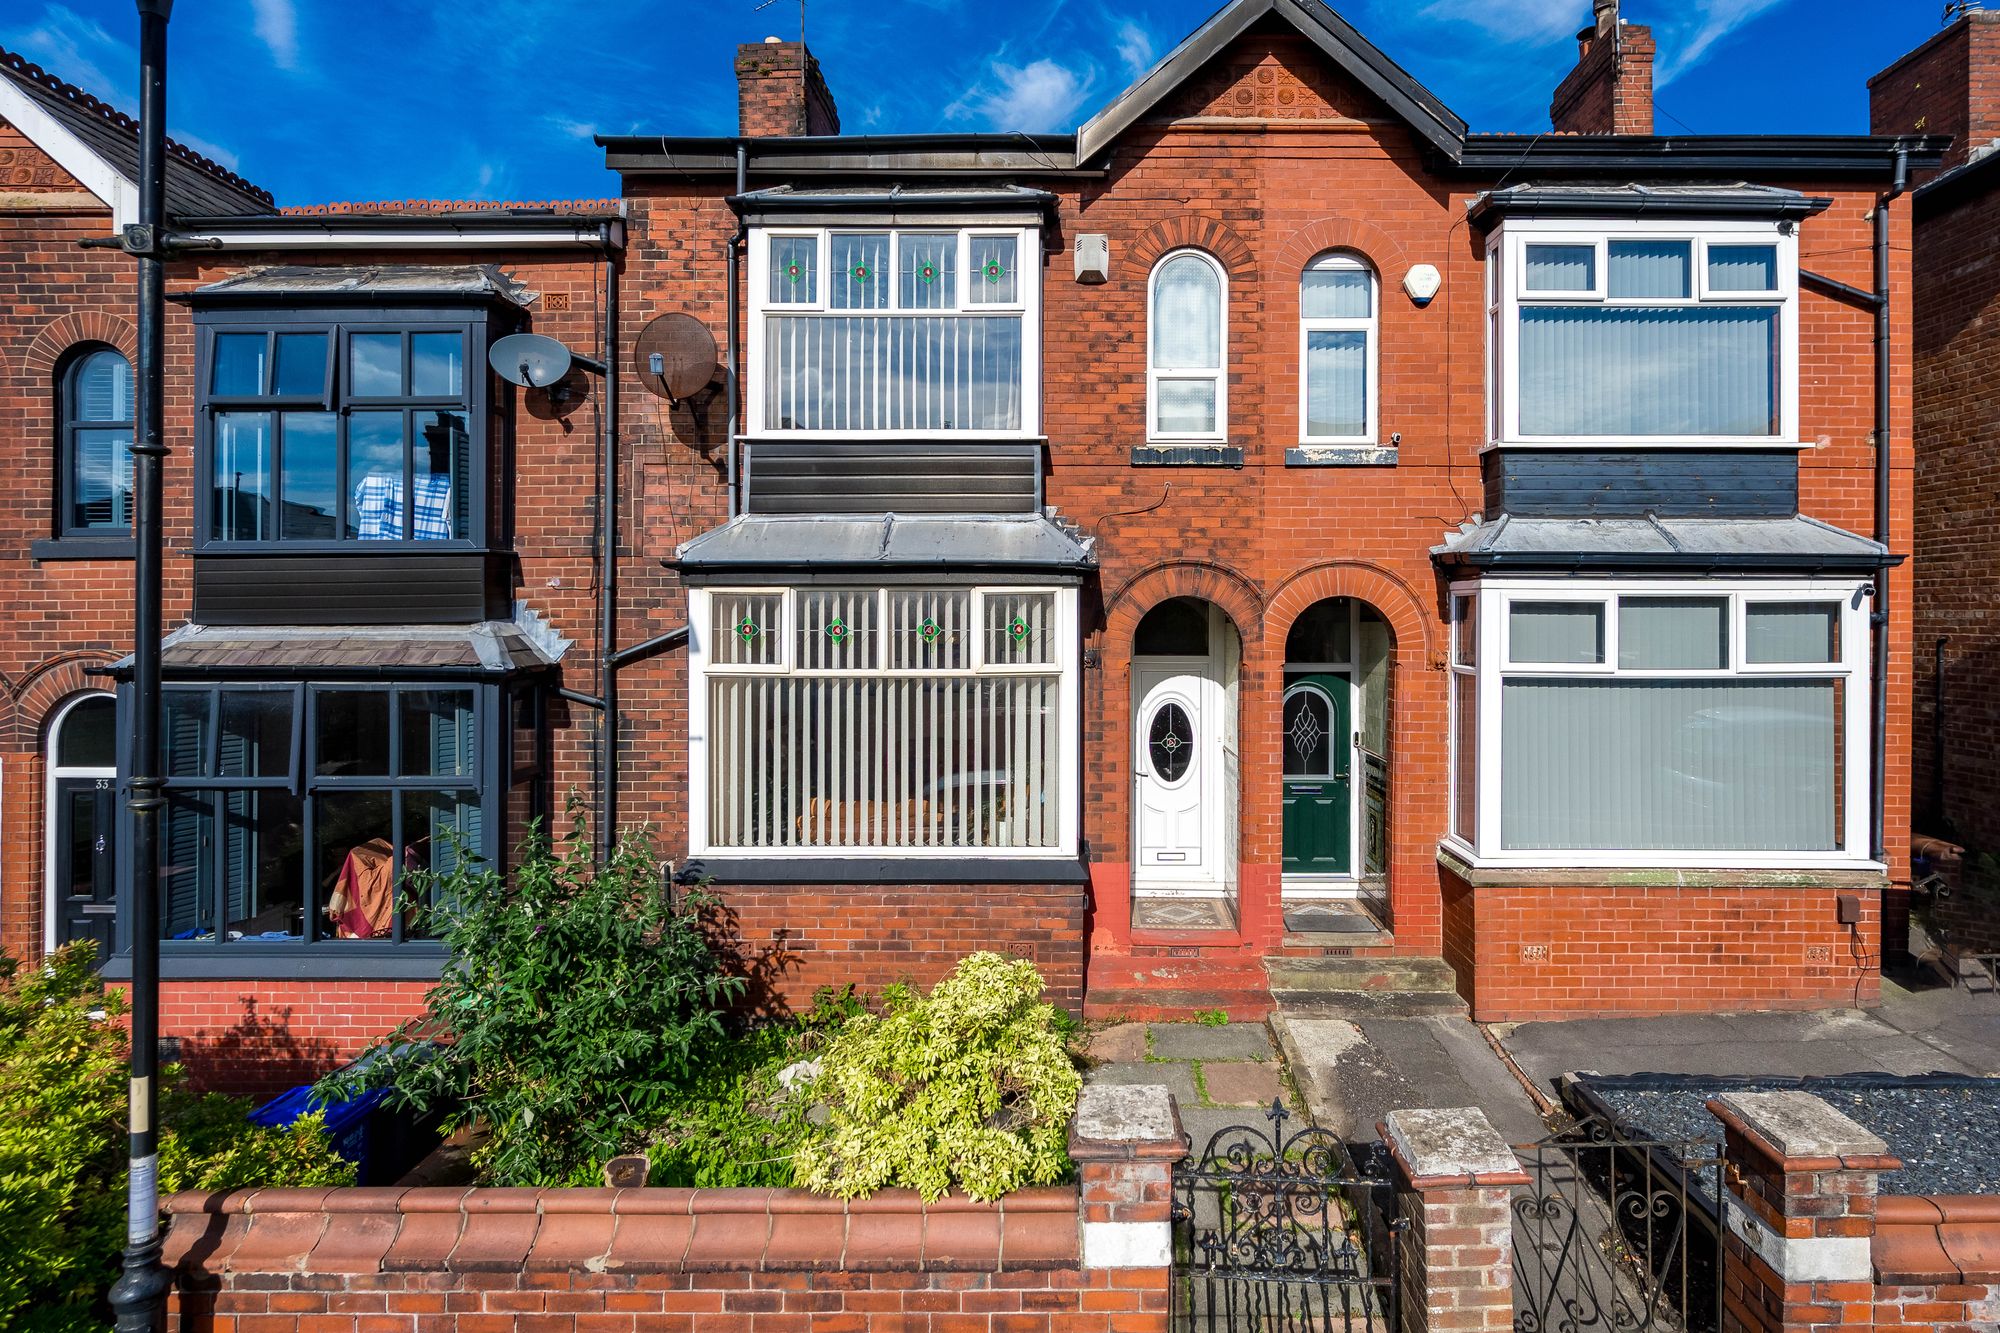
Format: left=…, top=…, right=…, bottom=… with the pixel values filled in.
left=674, top=513, right=1096, bottom=575
left=1468, top=182, right=1832, bottom=225
left=191, top=265, right=537, bottom=306
left=1433, top=514, right=1892, bottom=572
left=114, top=621, right=568, bottom=677
left=0, top=47, right=274, bottom=217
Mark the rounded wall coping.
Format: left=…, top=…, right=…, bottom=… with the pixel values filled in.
left=165, top=1183, right=1081, bottom=1218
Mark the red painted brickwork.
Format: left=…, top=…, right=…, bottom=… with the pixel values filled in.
left=0, top=119, right=86, bottom=193
left=1869, top=12, right=2000, bottom=175
left=1550, top=20, right=1655, bottom=136
left=1439, top=867, right=1884, bottom=1023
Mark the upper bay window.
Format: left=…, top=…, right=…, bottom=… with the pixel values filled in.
left=1447, top=580, right=1870, bottom=869
left=196, top=315, right=487, bottom=547
left=689, top=583, right=1078, bottom=858
left=749, top=227, right=1038, bottom=436
left=1486, top=221, right=1797, bottom=446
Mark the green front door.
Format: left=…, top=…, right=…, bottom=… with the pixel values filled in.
left=1282, top=674, right=1351, bottom=875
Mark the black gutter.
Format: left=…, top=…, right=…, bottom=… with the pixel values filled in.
left=1433, top=553, right=1901, bottom=574
left=1453, top=134, right=1946, bottom=178
left=171, top=211, right=624, bottom=231
left=725, top=186, right=1060, bottom=223
left=598, top=131, right=1078, bottom=156
left=1469, top=191, right=1833, bottom=226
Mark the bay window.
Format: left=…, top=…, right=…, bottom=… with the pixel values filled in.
left=1447, top=580, right=1871, bottom=867
left=1487, top=221, right=1797, bottom=445
left=749, top=226, right=1038, bottom=435
left=196, top=314, right=486, bottom=547
left=689, top=584, right=1078, bottom=857
left=152, top=681, right=501, bottom=955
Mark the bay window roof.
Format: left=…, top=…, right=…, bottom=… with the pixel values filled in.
left=1433, top=514, right=1893, bottom=574
left=674, top=513, right=1095, bottom=577
left=728, top=183, right=1057, bottom=227
left=189, top=264, right=535, bottom=306
left=1468, top=182, right=1832, bottom=226
left=111, top=620, right=565, bottom=678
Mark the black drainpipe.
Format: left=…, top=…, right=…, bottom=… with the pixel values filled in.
left=725, top=143, right=747, bottom=516
left=1933, top=636, right=1949, bottom=831
left=1871, top=148, right=1908, bottom=865
left=596, top=218, right=625, bottom=863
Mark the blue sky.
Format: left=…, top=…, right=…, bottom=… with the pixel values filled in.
left=0, top=1, right=1940, bottom=207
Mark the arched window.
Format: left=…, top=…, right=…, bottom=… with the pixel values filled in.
left=1148, top=250, right=1225, bottom=441
left=1300, top=253, right=1376, bottom=443
left=59, top=347, right=135, bottom=536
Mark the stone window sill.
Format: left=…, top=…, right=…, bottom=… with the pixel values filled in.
left=1287, top=445, right=1398, bottom=467
left=32, top=537, right=135, bottom=561
left=1130, top=445, right=1243, bottom=468
left=1436, top=843, right=1888, bottom=890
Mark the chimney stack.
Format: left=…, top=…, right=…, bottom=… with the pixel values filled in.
left=1869, top=7, right=2000, bottom=177
left=736, top=38, right=841, bottom=138
left=1550, top=1, right=1655, bottom=135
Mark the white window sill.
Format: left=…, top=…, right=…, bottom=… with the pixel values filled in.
left=1437, top=840, right=1886, bottom=884
left=1482, top=437, right=1805, bottom=452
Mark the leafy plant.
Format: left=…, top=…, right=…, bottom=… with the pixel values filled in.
left=1194, top=1008, right=1230, bottom=1028
left=646, top=986, right=865, bottom=1188
left=325, top=806, right=743, bottom=1186
left=0, top=943, right=350, bottom=1333
left=794, top=952, right=1081, bottom=1203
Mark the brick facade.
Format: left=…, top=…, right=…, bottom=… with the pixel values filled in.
left=1873, top=14, right=2000, bottom=853
left=1550, top=14, right=1656, bottom=136
left=0, top=4, right=1932, bottom=1085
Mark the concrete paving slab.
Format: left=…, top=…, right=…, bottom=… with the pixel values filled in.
left=1150, top=1022, right=1277, bottom=1062
left=1087, top=1060, right=1199, bottom=1105
left=1087, top=1023, right=1150, bottom=1064
left=1179, top=1103, right=1279, bottom=1157
left=1199, top=1061, right=1284, bottom=1107
left=1275, top=1011, right=1545, bottom=1145
left=1498, top=984, right=2000, bottom=1097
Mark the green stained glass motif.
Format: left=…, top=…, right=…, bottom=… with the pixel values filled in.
left=919, top=618, right=943, bottom=644
left=735, top=616, right=761, bottom=643
left=1008, top=616, right=1031, bottom=644
left=825, top=617, right=850, bottom=644
left=850, top=263, right=872, bottom=283
left=983, top=259, right=1006, bottom=283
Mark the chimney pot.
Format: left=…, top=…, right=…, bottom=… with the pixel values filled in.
left=763, top=35, right=781, bottom=43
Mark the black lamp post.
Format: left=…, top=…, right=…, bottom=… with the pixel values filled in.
left=105, top=2, right=173, bottom=1328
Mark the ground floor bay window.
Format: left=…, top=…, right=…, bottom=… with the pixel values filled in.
left=1447, top=578, right=1873, bottom=868
left=688, top=584, right=1079, bottom=860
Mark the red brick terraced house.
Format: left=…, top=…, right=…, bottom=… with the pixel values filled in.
left=0, top=0, right=1944, bottom=1087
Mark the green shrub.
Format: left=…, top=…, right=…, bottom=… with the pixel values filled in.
left=0, top=943, right=350, bottom=1333
left=326, top=807, right=744, bottom=1187
left=794, top=953, right=1081, bottom=1203
left=645, top=987, right=864, bottom=1188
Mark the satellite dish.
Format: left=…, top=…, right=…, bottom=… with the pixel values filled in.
left=489, top=333, right=575, bottom=389
left=634, top=313, right=720, bottom=403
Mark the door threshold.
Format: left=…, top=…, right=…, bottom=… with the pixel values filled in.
left=1132, top=894, right=1238, bottom=933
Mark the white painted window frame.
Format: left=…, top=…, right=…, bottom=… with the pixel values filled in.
left=1297, top=252, right=1378, bottom=446
left=1485, top=217, right=1800, bottom=449
left=1147, top=248, right=1228, bottom=444
left=745, top=225, right=1041, bottom=439
left=44, top=691, right=118, bottom=955
left=1444, top=576, right=1875, bottom=870
left=687, top=583, right=1079, bottom=859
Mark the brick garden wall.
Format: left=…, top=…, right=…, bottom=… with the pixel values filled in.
left=1439, top=863, right=1885, bottom=1023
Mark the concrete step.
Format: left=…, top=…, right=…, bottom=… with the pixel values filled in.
left=1083, top=987, right=1275, bottom=1023
left=1263, top=954, right=1461, bottom=995
left=1272, top=989, right=1470, bottom=1018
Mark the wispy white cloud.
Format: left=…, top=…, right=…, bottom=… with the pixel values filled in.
left=947, top=57, right=1096, bottom=132
left=544, top=115, right=598, bottom=141
left=0, top=5, right=131, bottom=103
left=1113, top=18, right=1154, bottom=78
left=1653, top=0, right=1791, bottom=84
left=250, top=0, right=301, bottom=71
left=1415, top=0, right=1579, bottom=45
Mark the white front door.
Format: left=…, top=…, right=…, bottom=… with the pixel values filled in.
left=1133, top=660, right=1224, bottom=892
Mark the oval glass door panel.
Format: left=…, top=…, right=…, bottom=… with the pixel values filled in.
left=1148, top=702, right=1194, bottom=783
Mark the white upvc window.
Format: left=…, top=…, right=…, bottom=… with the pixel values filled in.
left=688, top=584, right=1079, bottom=858
left=1485, top=219, right=1800, bottom=447
left=1299, top=252, right=1377, bottom=444
left=1148, top=249, right=1227, bottom=442
left=1446, top=578, right=1873, bottom=869
left=747, top=226, right=1040, bottom=437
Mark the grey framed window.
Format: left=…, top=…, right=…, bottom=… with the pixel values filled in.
left=195, top=311, right=488, bottom=549
left=147, top=681, right=499, bottom=956
left=58, top=346, right=135, bottom=538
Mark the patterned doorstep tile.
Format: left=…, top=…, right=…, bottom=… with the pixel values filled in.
left=1132, top=896, right=1236, bottom=931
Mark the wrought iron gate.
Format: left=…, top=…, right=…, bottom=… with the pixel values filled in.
left=1171, top=1101, right=1403, bottom=1332
left=1511, top=1116, right=1726, bottom=1333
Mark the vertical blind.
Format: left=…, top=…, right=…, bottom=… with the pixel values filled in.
left=763, top=316, right=1022, bottom=431
left=707, top=588, right=1062, bottom=851
left=1500, top=678, right=1838, bottom=852
left=68, top=350, right=134, bottom=531
left=1518, top=305, right=1778, bottom=436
